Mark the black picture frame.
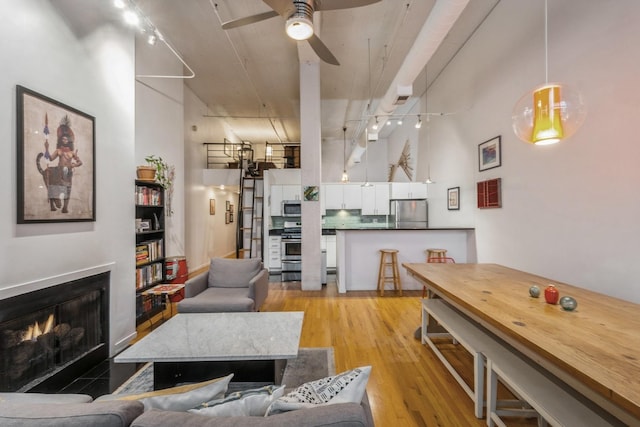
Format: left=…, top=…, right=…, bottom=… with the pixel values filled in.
left=447, top=187, right=460, bottom=210
left=478, top=135, right=502, bottom=172
left=17, top=85, right=96, bottom=223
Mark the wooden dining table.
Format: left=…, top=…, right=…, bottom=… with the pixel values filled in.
left=403, top=262, right=640, bottom=425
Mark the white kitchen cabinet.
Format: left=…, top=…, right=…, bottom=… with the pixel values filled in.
left=281, top=184, right=301, bottom=201
left=270, top=184, right=301, bottom=216
left=325, top=235, right=336, bottom=269
left=270, top=186, right=283, bottom=216
left=324, top=184, right=362, bottom=210
left=390, top=182, right=428, bottom=199
left=320, top=235, right=336, bottom=269
left=267, top=236, right=281, bottom=271
left=361, top=183, right=390, bottom=215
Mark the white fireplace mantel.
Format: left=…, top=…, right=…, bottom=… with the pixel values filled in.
left=0, top=263, right=115, bottom=301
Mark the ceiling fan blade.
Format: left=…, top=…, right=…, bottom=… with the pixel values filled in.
left=221, top=10, right=279, bottom=30
left=315, top=0, right=382, bottom=11
left=263, top=0, right=297, bottom=17
left=307, top=34, right=340, bottom=65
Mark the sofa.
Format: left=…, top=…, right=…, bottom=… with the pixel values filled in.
left=0, top=392, right=373, bottom=427
left=1, top=357, right=374, bottom=426
left=177, top=258, right=269, bottom=313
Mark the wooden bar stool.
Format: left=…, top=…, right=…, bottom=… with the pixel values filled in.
left=377, top=249, right=402, bottom=296
left=425, top=248, right=447, bottom=262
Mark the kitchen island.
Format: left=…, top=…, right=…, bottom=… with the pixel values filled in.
left=335, top=228, right=476, bottom=293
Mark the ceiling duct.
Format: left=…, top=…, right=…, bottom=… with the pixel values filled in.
left=393, top=85, right=413, bottom=106
left=347, top=0, right=470, bottom=167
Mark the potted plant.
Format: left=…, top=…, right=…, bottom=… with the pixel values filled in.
left=136, top=164, right=156, bottom=181
left=142, top=155, right=175, bottom=216
left=143, top=155, right=173, bottom=189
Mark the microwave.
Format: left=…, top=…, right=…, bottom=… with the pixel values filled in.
left=282, top=200, right=301, bottom=217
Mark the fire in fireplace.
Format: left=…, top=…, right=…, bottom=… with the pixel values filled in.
left=0, top=272, right=109, bottom=392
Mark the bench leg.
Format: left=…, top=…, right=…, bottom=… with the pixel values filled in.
left=486, top=359, right=499, bottom=427
left=474, top=353, right=484, bottom=419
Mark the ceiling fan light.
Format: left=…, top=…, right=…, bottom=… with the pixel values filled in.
left=286, top=16, right=314, bottom=40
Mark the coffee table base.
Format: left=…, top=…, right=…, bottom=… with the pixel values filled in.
left=153, top=359, right=287, bottom=390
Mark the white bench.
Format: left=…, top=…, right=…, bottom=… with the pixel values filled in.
left=421, top=299, right=622, bottom=426
left=422, top=298, right=505, bottom=418
left=486, top=345, right=622, bottom=427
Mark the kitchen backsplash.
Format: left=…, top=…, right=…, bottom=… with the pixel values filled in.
left=271, top=211, right=389, bottom=229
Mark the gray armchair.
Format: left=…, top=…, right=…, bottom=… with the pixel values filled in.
left=177, top=258, right=269, bottom=313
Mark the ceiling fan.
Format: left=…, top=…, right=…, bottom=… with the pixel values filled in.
left=221, top=0, right=382, bottom=66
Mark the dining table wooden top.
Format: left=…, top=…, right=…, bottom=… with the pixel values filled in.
left=403, top=262, right=640, bottom=422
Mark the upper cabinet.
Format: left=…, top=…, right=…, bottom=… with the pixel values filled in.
left=270, top=184, right=301, bottom=216
left=324, top=184, right=362, bottom=210
left=390, top=182, right=428, bottom=199
left=361, top=183, right=390, bottom=215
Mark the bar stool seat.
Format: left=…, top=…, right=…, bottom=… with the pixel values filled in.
left=377, top=249, right=402, bottom=296
left=425, top=248, right=447, bottom=262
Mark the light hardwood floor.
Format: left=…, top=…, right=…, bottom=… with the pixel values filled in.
left=137, top=278, right=536, bottom=426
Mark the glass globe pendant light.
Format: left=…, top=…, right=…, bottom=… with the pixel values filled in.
left=512, top=0, right=586, bottom=145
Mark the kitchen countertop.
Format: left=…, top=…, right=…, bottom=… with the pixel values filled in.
left=270, top=227, right=474, bottom=235
left=331, top=227, right=475, bottom=231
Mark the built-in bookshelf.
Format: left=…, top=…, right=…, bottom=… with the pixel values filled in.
left=135, top=180, right=166, bottom=325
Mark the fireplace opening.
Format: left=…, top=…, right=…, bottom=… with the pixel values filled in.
left=0, top=272, right=109, bottom=392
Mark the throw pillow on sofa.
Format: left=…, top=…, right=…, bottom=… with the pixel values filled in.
left=97, top=374, right=233, bottom=412
left=266, top=366, right=371, bottom=415
left=188, top=384, right=285, bottom=417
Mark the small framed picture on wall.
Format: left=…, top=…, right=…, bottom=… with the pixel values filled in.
left=478, top=135, right=501, bottom=171
left=447, top=187, right=460, bottom=210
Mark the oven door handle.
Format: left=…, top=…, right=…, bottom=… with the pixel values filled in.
left=281, top=260, right=302, bottom=264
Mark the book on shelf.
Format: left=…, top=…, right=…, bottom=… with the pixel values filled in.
left=134, top=239, right=164, bottom=265
left=135, top=261, right=164, bottom=289
left=135, top=185, right=163, bottom=206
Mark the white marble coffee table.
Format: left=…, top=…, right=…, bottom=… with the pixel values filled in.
left=115, top=312, right=304, bottom=389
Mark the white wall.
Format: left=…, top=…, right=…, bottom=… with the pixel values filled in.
left=0, top=1, right=136, bottom=355
left=135, top=37, right=185, bottom=260
left=398, top=0, right=640, bottom=302
left=183, top=86, right=238, bottom=270
left=322, top=137, right=388, bottom=183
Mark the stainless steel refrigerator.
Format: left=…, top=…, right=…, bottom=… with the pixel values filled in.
left=390, top=199, right=428, bottom=229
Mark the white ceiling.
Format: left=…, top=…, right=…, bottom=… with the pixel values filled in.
left=70, top=0, right=501, bottom=147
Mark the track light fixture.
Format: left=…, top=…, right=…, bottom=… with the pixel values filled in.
left=415, top=116, right=422, bottom=129
left=372, top=117, right=379, bottom=130
left=114, top=0, right=195, bottom=79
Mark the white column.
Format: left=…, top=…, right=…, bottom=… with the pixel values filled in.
left=300, top=59, right=322, bottom=290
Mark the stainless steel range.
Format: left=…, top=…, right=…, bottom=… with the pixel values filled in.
left=281, top=221, right=301, bottom=282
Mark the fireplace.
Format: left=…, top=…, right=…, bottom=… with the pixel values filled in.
left=0, top=272, right=109, bottom=392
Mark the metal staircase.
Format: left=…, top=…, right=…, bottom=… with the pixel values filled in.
left=236, top=176, right=264, bottom=259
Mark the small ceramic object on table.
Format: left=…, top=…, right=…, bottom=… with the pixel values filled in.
left=544, top=284, right=559, bottom=304
left=560, top=296, right=578, bottom=311
left=529, top=285, right=540, bottom=298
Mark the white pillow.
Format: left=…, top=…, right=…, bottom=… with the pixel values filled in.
left=188, top=384, right=285, bottom=417
left=102, top=374, right=234, bottom=412
left=265, top=366, right=371, bottom=415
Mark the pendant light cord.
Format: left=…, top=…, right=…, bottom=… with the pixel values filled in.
left=544, top=0, right=548, bottom=84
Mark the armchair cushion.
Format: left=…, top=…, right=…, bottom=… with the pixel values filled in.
left=208, top=258, right=262, bottom=288
left=178, top=288, right=254, bottom=313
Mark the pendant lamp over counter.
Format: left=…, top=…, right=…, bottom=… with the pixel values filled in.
left=341, top=126, right=349, bottom=183
left=512, top=0, right=586, bottom=145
